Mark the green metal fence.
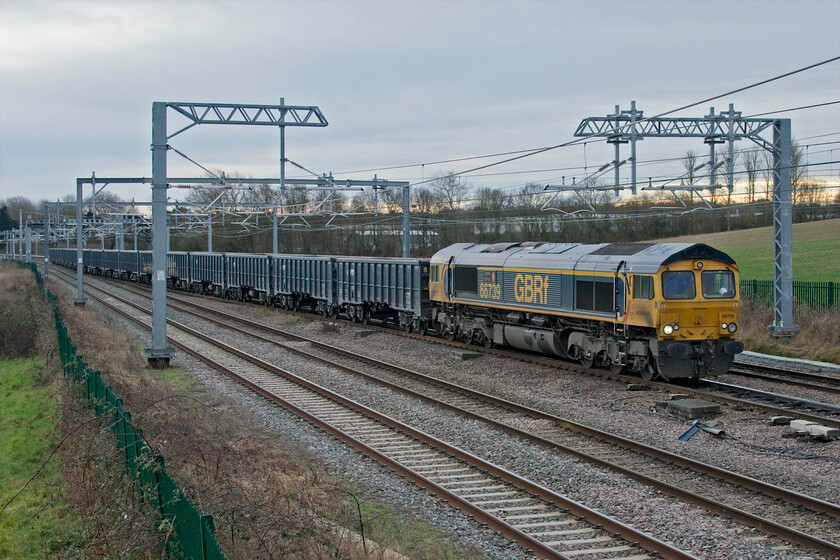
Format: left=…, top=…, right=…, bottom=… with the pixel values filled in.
left=740, top=280, right=838, bottom=309
left=19, top=261, right=227, bottom=560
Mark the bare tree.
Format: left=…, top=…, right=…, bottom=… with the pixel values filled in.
left=761, top=150, right=774, bottom=200
left=380, top=187, right=404, bottom=214
left=742, top=148, right=761, bottom=202
left=282, top=186, right=310, bottom=213
left=790, top=141, right=806, bottom=206
left=514, top=183, right=551, bottom=210
left=411, top=188, right=439, bottom=214
left=472, top=187, right=509, bottom=211
left=682, top=150, right=699, bottom=185
left=430, top=172, right=470, bottom=212
left=0, top=196, right=38, bottom=225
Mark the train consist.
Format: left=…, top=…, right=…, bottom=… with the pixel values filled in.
left=49, top=241, right=744, bottom=381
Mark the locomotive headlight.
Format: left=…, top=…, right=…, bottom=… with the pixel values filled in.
left=727, top=323, right=738, bottom=333
left=673, top=323, right=679, bottom=331
left=721, top=322, right=728, bottom=330
left=663, top=324, right=674, bottom=335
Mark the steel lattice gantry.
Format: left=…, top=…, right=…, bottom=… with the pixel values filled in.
left=575, top=102, right=797, bottom=337
left=146, top=100, right=329, bottom=368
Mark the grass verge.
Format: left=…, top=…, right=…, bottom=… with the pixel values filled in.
left=0, top=358, right=73, bottom=559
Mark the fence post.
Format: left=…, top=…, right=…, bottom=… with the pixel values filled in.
left=201, top=514, right=216, bottom=560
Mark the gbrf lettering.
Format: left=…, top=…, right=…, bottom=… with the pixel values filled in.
left=514, top=274, right=548, bottom=304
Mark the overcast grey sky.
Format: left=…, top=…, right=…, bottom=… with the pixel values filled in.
left=1, top=0, right=838, bottom=204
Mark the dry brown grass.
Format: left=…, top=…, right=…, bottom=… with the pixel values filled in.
left=55, top=383, right=163, bottom=559
left=46, top=276, right=466, bottom=559
left=738, top=298, right=840, bottom=364
left=0, top=265, right=53, bottom=362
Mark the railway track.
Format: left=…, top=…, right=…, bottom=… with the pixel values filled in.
left=49, top=267, right=698, bottom=560
left=697, top=379, right=840, bottom=426
left=728, top=361, right=840, bottom=396
left=50, top=267, right=840, bottom=558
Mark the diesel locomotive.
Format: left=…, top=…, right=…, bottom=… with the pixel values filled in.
left=49, top=240, right=743, bottom=381
left=429, top=241, right=743, bottom=381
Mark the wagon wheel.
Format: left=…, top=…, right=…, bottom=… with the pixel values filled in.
left=609, top=362, right=625, bottom=375
left=581, top=356, right=595, bottom=369
left=443, top=328, right=456, bottom=341
left=403, top=322, right=412, bottom=333
left=482, top=334, right=493, bottom=348
left=361, top=309, right=370, bottom=325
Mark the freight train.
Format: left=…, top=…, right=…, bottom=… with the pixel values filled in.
left=49, top=241, right=744, bottom=381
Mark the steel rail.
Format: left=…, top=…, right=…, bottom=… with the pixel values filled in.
left=728, top=363, right=840, bottom=396
left=51, top=270, right=696, bottom=560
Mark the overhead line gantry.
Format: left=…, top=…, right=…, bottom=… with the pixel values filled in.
left=572, top=101, right=798, bottom=337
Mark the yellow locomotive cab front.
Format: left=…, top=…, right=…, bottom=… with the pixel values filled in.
left=653, top=259, right=744, bottom=377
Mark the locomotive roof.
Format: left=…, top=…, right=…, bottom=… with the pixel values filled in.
left=431, top=242, right=735, bottom=273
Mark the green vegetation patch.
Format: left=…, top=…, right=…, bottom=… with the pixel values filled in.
left=343, top=484, right=482, bottom=560
left=0, top=359, right=75, bottom=558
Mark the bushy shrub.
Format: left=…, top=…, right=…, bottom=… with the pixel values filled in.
left=0, top=265, right=51, bottom=359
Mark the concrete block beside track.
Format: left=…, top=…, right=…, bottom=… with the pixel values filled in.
left=789, top=419, right=818, bottom=434
left=806, top=425, right=840, bottom=440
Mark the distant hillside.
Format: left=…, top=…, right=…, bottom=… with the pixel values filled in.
left=653, top=218, right=840, bottom=281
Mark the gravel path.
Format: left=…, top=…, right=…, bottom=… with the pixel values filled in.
left=59, top=277, right=840, bottom=559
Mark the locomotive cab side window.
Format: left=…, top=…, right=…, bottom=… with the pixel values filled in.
left=453, top=266, right=478, bottom=293
left=701, top=270, right=735, bottom=299
left=632, top=275, right=654, bottom=300
left=662, top=271, right=696, bottom=300
left=431, top=265, right=439, bottom=282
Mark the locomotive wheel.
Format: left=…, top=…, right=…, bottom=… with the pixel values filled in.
left=641, top=362, right=657, bottom=381
left=581, top=356, right=595, bottom=368
left=483, top=335, right=493, bottom=348
left=443, top=328, right=455, bottom=341
left=610, top=362, right=625, bottom=375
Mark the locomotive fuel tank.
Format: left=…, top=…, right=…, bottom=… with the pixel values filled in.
left=494, top=324, right=564, bottom=356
